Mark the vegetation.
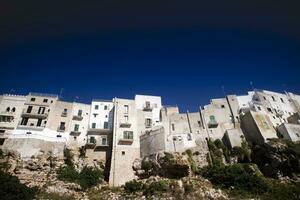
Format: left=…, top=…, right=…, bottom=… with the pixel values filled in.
left=185, top=149, right=198, bottom=174
left=58, top=148, right=103, bottom=190
left=141, top=159, right=154, bottom=172
left=124, top=179, right=143, bottom=193
left=78, top=146, right=86, bottom=158
left=144, top=180, right=170, bottom=196
left=0, top=170, right=37, bottom=200
left=78, top=166, right=103, bottom=190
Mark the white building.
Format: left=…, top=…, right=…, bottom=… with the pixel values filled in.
left=0, top=94, right=26, bottom=146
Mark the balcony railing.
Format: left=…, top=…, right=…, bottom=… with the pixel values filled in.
left=0, top=122, right=15, bottom=130
left=118, top=137, right=133, bottom=145
left=87, top=127, right=111, bottom=135
left=57, top=127, right=66, bottom=132
left=61, top=112, right=68, bottom=117
left=21, top=108, right=48, bottom=119
left=119, top=122, right=131, bottom=128
left=72, top=115, right=83, bottom=121
left=208, top=120, right=218, bottom=128
left=17, top=124, right=46, bottom=131
left=70, top=130, right=81, bottom=136
left=0, top=111, right=15, bottom=117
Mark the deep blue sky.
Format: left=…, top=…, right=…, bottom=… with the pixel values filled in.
left=1, top=1, right=300, bottom=111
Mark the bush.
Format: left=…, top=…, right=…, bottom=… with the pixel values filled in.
left=79, top=166, right=103, bottom=190
left=144, top=180, right=170, bottom=196
left=124, top=179, right=143, bottom=193
left=64, top=148, right=74, bottom=167
left=185, top=149, right=198, bottom=174
left=0, top=170, right=37, bottom=200
left=79, top=146, right=86, bottom=158
left=57, top=165, right=79, bottom=182
left=201, top=163, right=269, bottom=194
left=141, top=159, right=153, bottom=172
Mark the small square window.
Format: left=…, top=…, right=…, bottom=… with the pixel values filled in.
left=221, top=105, right=225, bottom=108
left=31, top=98, right=36, bottom=102
left=95, top=105, right=99, bottom=110
left=43, top=99, right=48, bottom=103
left=122, top=151, right=125, bottom=155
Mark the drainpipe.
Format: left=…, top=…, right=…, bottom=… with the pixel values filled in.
left=225, top=95, right=236, bottom=128
left=199, top=106, right=210, bottom=139
left=186, top=110, right=192, bottom=133
left=111, top=98, right=118, bottom=186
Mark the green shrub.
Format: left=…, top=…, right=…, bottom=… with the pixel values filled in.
left=201, top=163, right=269, bottom=194
left=144, top=180, right=170, bottom=196
left=185, top=149, right=198, bottom=174
left=57, top=165, right=79, bottom=182
left=78, top=166, right=103, bottom=190
left=0, top=170, right=37, bottom=200
left=79, top=146, right=86, bottom=158
left=124, top=179, right=143, bottom=193
left=64, top=148, right=74, bottom=167
left=141, top=159, right=153, bottom=172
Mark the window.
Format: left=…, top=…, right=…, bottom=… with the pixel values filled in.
left=37, top=119, right=42, bottom=127
left=123, top=131, right=133, bottom=139
left=21, top=118, right=28, bottom=125
left=95, top=105, right=99, bottom=110
left=92, top=123, right=96, bottom=129
left=124, top=105, right=129, bottom=113
left=102, top=137, right=107, bottom=145
left=64, top=108, right=67, bottom=112
left=30, top=97, right=35, bottom=102
left=59, top=122, right=66, bottom=130
left=209, top=115, right=216, bottom=122
left=272, top=96, right=276, bottom=101
left=280, top=98, right=284, bottom=103
left=171, top=123, right=175, bottom=131
left=145, top=101, right=151, bottom=108
left=50, top=100, right=53, bottom=103
left=221, top=105, right=225, bottom=108
left=105, top=115, right=108, bottom=118
left=6, top=107, right=10, bottom=112
left=122, top=151, right=125, bottom=155
left=104, top=105, right=108, bottom=110
left=12, top=107, right=16, bottom=112
left=257, top=106, right=261, bottom=111
left=78, top=109, right=82, bottom=116
left=43, top=99, right=48, bottom=103
left=145, top=118, right=152, bottom=127
left=124, top=115, right=129, bottom=122
left=267, top=108, right=273, bottom=113
left=27, top=106, right=33, bottom=113
left=89, top=136, right=96, bottom=144
left=104, top=122, right=109, bottom=129
left=74, top=124, right=79, bottom=131
left=187, top=133, right=192, bottom=141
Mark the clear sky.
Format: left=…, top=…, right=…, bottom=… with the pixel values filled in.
left=1, top=1, right=300, bottom=111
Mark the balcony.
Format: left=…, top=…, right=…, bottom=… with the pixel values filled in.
left=57, top=127, right=66, bottom=132
left=0, top=122, right=15, bottom=130
left=143, top=104, right=153, bottom=111
left=119, top=122, right=131, bottom=128
left=21, top=109, right=48, bottom=119
left=17, top=124, right=45, bottom=131
left=86, top=137, right=97, bottom=148
left=96, top=139, right=109, bottom=147
left=208, top=120, right=218, bottom=128
left=70, top=130, right=81, bottom=136
left=61, top=112, right=68, bottom=117
left=0, top=111, right=15, bottom=117
left=118, top=138, right=133, bottom=145
left=87, top=127, right=111, bottom=135
left=72, top=115, right=83, bottom=121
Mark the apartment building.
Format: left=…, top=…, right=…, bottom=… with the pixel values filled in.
left=85, top=99, right=114, bottom=165
left=0, top=94, right=26, bottom=146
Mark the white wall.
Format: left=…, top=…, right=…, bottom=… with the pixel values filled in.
left=89, top=100, right=113, bottom=130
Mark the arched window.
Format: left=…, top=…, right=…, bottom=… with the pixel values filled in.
left=12, top=107, right=16, bottom=112
left=6, top=107, right=10, bottom=112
